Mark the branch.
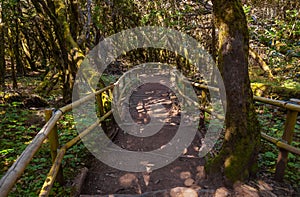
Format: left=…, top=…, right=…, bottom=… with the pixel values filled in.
left=249, top=47, right=274, bottom=78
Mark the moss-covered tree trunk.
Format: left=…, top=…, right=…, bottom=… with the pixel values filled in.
left=33, top=0, right=84, bottom=103
left=208, top=0, right=261, bottom=184
left=51, top=0, right=84, bottom=103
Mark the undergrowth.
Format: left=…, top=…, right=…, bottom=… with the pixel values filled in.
left=256, top=103, right=300, bottom=190
left=0, top=75, right=299, bottom=196
left=0, top=102, right=89, bottom=196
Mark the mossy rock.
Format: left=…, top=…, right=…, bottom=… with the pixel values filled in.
left=24, top=95, right=49, bottom=108
left=1, top=91, right=49, bottom=108
left=2, top=91, right=23, bottom=103
left=251, top=82, right=300, bottom=100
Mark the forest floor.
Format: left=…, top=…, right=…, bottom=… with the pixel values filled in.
left=0, top=72, right=299, bottom=196
left=78, top=83, right=297, bottom=197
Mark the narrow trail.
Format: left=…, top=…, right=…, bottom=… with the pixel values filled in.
left=79, top=83, right=208, bottom=196
left=75, top=83, right=294, bottom=197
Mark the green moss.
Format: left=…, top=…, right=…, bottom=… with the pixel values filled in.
left=206, top=95, right=260, bottom=184
left=205, top=149, right=224, bottom=176
left=251, top=82, right=300, bottom=99
left=223, top=137, right=258, bottom=182
left=206, top=127, right=260, bottom=184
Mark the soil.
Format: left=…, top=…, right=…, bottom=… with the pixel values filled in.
left=77, top=83, right=298, bottom=197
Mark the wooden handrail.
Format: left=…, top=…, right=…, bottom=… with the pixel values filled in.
left=39, top=110, right=112, bottom=197
left=1, top=81, right=299, bottom=196
left=0, top=85, right=114, bottom=197
left=0, top=110, right=63, bottom=197
left=60, top=84, right=114, bottom=113
left=261, top=133, right=300, bottom=155
left=194, top=83, right=300, bottom=181
left=254, top=96, right=300, bottom=112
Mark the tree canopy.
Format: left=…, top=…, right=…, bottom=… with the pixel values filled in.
left=0, top=0, right=299, bottom=196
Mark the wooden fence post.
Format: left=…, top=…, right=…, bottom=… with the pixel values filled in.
left=199, top=89, right=206, bottom=131
left=95, top=93, right=105, bottom=117
left=96, top=93, right=107, bottom=131
left=45, top=109, right=64, bottom=185
left=274, top=99, right=299, bottom=181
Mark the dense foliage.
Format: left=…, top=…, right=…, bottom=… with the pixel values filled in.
left=0, top=0, right=299, bottom=196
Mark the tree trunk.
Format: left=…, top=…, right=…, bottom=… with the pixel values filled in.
left=207, top=0, right=261, bottom=184
left=33, top=0, right=85, bottom=103
left=22, top=28, right=37, bottom=71
left=13, top=2, right=25, bottom=76
left=8, top=28, right=18, bottom=89
left=52, top=0, right=84, bottom=103
left=0, top=2, right=5, bottom=89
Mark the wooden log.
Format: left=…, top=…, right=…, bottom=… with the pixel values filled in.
left=201, top=107, right=225, bottom=120
left=191, top=82, right=219, bottom=92
left=275, top=101, right=299, bottom=181
left=63, top=110, right=112, bottom=150
left=79, top=187, right=216, bottom=197
left=95, top=92, right=108, bottom=130
left=249, top=47, right=274, bottom=78
left=95, top=93, right=105, bottom=117
left=70, top=167, right=88, bottom=197
left=39, top=149, right=66, bottom=197
left=45, top=109, right=59, bottom=162
left=192, top=82, right=300, bottom=112
left=290, top=98, right=300, bottom=104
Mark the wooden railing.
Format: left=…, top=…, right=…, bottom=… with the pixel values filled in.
left=194, top=82, right=300, bottom=181
left=0, top=84, right=114, bottom=197
left=0, top=81, right=299, bottom=196
left=253, top=96, right=300, bottom=181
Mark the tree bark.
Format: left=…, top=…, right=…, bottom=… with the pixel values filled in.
left=52, top=0, right=84, bottom=103
left=33, top=0, right=85, bottom=103
left=8, top=28, right=18, bottom=89
left=0, top=2, right=5, bottom=89
left=13, top=1, right=25, bottom=76
left=207, top=0, right=261, bottom=184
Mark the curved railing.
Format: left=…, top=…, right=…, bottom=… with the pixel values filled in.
left=0, top=84, right=114, bottom=197
left=0, top=82, right=299, bottom=196
left=193, top=82, right=300, bottom=181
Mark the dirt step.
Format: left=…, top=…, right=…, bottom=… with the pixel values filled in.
left=80, top=187, right=216, bottom=197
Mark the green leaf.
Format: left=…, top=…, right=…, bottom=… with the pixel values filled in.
left=264, top=151, right=277, bottom=159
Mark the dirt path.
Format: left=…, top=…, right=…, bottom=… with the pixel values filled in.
left=79, top=83, right=210, bottom=195
left=77, top=83, right=296, bottom=197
